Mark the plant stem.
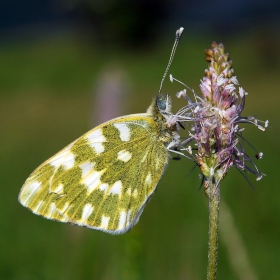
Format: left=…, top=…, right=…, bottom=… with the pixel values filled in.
left=205, top=181, right=220, bottom=280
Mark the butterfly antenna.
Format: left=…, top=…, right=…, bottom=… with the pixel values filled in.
left=159, top=27, right=184, bottom=94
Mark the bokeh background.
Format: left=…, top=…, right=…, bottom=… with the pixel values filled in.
left=1, top=1, right=279, bottom=279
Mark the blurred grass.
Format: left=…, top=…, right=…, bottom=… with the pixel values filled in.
left=0, top=31, right=279, bottom=280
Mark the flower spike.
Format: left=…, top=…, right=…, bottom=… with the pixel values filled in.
left=173, top=42, right=267, bottom=186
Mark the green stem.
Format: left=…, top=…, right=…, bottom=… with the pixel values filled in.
left=205, top=181, right=220, bottom=280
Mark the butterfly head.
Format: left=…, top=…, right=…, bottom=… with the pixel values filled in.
left=147, top=92, right=180, bottom=148
left=147, top=93, right=172, bottom=119
left=156, top=93, right=172, bottom=113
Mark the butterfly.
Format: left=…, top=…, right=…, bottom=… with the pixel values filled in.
left=18, top=27, right=184, bottom=234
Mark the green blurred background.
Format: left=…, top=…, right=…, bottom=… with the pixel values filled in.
left=1, top=1, right=280, bottom=279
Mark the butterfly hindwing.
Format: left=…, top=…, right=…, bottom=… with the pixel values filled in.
left=19, top=113, right=170, bottom=234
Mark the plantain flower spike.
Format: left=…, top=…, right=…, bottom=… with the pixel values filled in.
left=173, top=42, right=268, bottom=191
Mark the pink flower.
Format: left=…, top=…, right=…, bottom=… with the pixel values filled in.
left=174, top=42, right=268, bottom=185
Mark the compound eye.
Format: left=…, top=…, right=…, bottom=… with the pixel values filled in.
left=156, top=96, right=167, bottom=110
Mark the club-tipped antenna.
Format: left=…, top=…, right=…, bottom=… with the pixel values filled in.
left=159, top=27, right=184, bottom=94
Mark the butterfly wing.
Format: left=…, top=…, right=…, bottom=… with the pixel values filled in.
left=19, top=114, right=170, bottom=234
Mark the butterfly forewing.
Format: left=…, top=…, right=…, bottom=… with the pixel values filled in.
left=19, top=114, right=169, bottom=234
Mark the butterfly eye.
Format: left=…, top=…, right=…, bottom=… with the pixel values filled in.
left=156, top=97, right=167, bottom=110
left=156, top=93, right=169, bottom=111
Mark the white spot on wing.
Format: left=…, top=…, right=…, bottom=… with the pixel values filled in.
left=145, top=172, right=152, bottom=185
left=109, top=181, right=122, bottom=195
left=100, top=215, right=110, bottom=229
left=132, top=189, right=138, bottom=198
left=99, top=183, right=109, bottom=192
left=126, top=188, right=131, bottom=196
left=117, top=150, right=132, bottom=162
left=80, top=162, right=95, bottom=177
left=87, top=128, right=106, bottom=154
left=141, top=152, right=148, bottom=162
left=50, top=149, right=75, bottom=169
left=81, top=169, right=104, bottom=194
left=20, top=181, right=42, bottom=204
left=81, top=204, right=94, bottom=222
left=114, top=123, right=130, bottom=141
left=118, top=211, right=127, bottom=229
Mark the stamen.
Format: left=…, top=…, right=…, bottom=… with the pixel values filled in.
left=176, top=89, right=187, bottom=99
left=255, top=152, right=263, bottom=159
left=265, top=120, right=269, bottom=127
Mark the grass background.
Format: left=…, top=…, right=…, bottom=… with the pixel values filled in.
left=1, top=28, right=279, bottom=280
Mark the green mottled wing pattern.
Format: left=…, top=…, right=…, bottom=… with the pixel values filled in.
left=19, top=114, right=170, bottom=234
